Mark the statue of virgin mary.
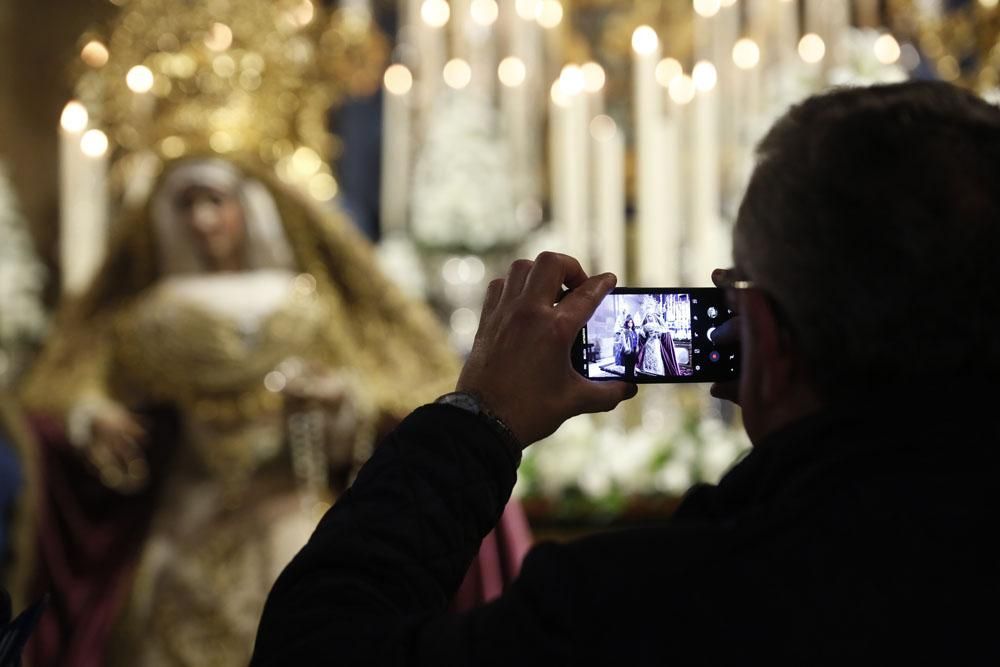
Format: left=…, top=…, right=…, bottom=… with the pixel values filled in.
left=21, top=157, right=530, bottom=667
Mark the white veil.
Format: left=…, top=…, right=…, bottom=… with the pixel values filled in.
left=150, top=159, right=296, bottom=276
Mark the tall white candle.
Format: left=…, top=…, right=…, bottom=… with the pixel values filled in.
left=806, top=0, right=850, bottom=71
left=773, top=0, right=800, bottom=109
left=59, top=101, right=109, bottom=296
left=380, top=65, right=414, bottom=238
left=340, top=0, right=372, bottom=13
left=854, top=0, right=880, bottom=27
left=549, top=67, right=589, bottom=266
left=713, top=1, right=740, bottom=209
left=416, top=0, right=448, bottom=114
left=499, top=57, right=532, bottom=203
left=730, top=38, right=763, bottom=199
left=507, top=0, right=544, bottom=201
left=590, top=115, right=625, bottom=279
left=638, top=118, right=680, bottom=285
left=582, top=61, right=606, bottom=118
left=632, top=26, right=668, bottom=284
left=468, top=6, right=498, bottom=102
left=450, top=0, right=472, bottom=58
left=663, top=77, right=693, bottom=286
left=537, top=0, right=565, bottom=88
left=690, top=61, right=724, bottom=285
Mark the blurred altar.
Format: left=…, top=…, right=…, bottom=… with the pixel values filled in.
left=1, top=0, right=999, bottom=536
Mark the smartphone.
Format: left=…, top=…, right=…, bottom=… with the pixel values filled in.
left=572, top=287, right=739, bottom=384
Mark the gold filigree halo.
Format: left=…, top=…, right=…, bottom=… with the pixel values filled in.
left=72, top=0, right=389, bottom=202
left=888, top=1, right=999, bottom=91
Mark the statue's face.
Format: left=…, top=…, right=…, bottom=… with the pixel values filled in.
left=175, top=184, right=246, bottom=270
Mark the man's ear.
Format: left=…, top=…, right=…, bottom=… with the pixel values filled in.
left=741, top=289, right=796, bottom=404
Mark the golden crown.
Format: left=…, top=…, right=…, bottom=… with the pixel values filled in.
left=71, top=0, right=388, bottom=202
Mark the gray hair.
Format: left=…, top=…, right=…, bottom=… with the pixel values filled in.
left=734, top=82, right=1000, bottom=398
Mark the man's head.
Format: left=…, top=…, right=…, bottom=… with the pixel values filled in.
left=733, top=81, right=1000, bottom=441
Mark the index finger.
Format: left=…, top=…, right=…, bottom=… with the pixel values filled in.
left=522, top=251, right=589, bottom=301
left=556, top=272, right=617, bottom=329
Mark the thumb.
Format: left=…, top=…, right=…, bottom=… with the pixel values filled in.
left=575, top=380, right=638, bottom=415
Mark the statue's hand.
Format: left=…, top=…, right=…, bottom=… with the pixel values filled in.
left=278, top=359, right=368, bottom=471
left=279, top=358, right=352, bottom=410
left=87, top=403, right=149, bottom=493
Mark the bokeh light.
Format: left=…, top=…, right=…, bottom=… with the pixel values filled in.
left=589, top=114, right=617, bottom=142
left=693, top=0, right=721, bottom=18
left=421, top=0, right=450, bottom=27
left=384, top=64, right=414, bottom=95
left=559, top=64, right=585, bottom=96
left=535, top=0, right=563, bottom=29
left=692, top=61, right=717, bottom=92
left=798, top=33, right=826, bottom=64
left=443, top=58, right=472, bottom=89
left=668, top=74, right=696, bottom=104
left=498, top=57, right=527, bottom=88
left=126, top=65, right=155, bottom=93
left=81, top=40, right=110, bottom=68
left=732, top=38, right=760, bottom=70
left=515, top=0, right=539, bottom=20
left=204, top=22, right=233, bottom=52
left=470, top=0, right=499, bottom=26
left=60, top=101, right=89, bottom=133
left=581, top=62, right=606, bottom=93
left=873, top=34, right=901, bottom=64
left=80, top=129, right=109, bottom=158
left=655, top=58, right=682, bottom=87
left=632, top=26, right=659, bottom=56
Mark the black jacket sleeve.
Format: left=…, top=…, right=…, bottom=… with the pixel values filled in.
left=250, top=403, right=549, bottom=665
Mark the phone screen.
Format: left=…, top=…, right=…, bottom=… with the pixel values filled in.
left=573, top=287, right=739, bottom=384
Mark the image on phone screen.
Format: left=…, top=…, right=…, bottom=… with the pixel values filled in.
left=572, top=287, right=739, bottom=384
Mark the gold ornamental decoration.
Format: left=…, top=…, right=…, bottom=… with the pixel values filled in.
left=72, top=0, right=389, bottom=200
left=889, top=0, right=1000, bottom=91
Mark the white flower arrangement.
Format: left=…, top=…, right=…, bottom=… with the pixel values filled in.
left=375, top=235, right=428, bottom=299
left=0, top=162, right=47, bottom=382
left=766, top=28, right=909, bottom=125
left=828, top=28, right=908, bottom=87
left=410, top=92, right=528, bottom=252
left=515, top=387, right=751, bottom=514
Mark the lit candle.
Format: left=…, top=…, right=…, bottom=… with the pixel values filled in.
left=417, top=0, right=448, bottom=113
left=805, top=0, right=849, bottom=71
left=581, top=61, right=606, bottom=118
left=537, top=0, right=565, bottom=87
left=712, top=0, right=740, bottom=209
left=468, top=0, right=499, bottom=101
left=380, top=65, right=414, bottom=238
left=661, top=76, right=694, bottom=287
left=632, top=26, right=669, bottom=284
left=773, top=0, right=800, bottom=108
left=549, top=68, right=589, bottom=266
left=590, top=115, right=625, bottom=278
left=854, top=0, right=880, bottom=28
left=450, top=0, right=472, bottom=58
left=798, top=32, right=827, bottom=88
left=506, top=0, right=544, bottom=201
left=59, top=101, right=109, bottom=296
left=499, top=57, right=533, bottom=204
left=689, top=61, right=724, bottom=285
left=340, top=0, right=372, bottom=13
left=730, top=37, right=762, bottom=197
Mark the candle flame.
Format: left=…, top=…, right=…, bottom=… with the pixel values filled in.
left=60, top=101, right=89, bottom=133
left=798, top=33, right=825, bottom=64
left=80, top=129, right=109, bottom=158
left=384, top=64, right=413, bottom=95
left=581, top=62, right=606, bottom=93
left=631, top=26, right=659, bottom=56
